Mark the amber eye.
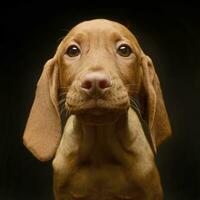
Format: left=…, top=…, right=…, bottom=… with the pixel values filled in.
left=117, top=44, right=132, bottom=57
left=66, top=45, right=80, bottom=57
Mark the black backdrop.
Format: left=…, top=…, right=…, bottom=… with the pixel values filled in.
left=1, top=3, right=200, bottom=200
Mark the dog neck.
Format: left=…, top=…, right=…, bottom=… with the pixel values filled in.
left=72, top=108, right=143, bottom=166
left=77, top=110, right=128, bottom=134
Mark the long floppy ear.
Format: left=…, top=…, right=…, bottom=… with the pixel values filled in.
left=23, top=58, right=61, bottom=161
left=140, top=55, right=171, bottom=152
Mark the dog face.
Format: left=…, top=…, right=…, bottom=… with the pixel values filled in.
left=56, top=19, right=143, bottom=124
left=23, top=19, right=171, bottom=161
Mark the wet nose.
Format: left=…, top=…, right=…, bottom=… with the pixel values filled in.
left=81, top=72, right=111, bottom=97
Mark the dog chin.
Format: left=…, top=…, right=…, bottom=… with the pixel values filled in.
left=75, top=108, right=127, bottom=125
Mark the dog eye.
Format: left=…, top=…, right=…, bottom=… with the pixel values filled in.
left=66, top=45, right=80, bottom=57
left=117, top=44, right=132, bottom=57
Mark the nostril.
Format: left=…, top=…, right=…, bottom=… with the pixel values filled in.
left=81, top=72, right=111, bottom=96
left=98, top=79, right=111, bottom=89
left=81, top=80, right=92, bottom=90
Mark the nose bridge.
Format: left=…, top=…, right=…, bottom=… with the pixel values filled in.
left=82, top=33, right=114, bottom=72
left=83, top=49, right=114, bottom=73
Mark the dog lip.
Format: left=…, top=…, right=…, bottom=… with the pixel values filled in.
left=71, top=106, right=116, bottom=115
left=67, top=102, right=129, bottom=114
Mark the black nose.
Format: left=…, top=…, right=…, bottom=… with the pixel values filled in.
left=81, top=72, right=111, bottom=97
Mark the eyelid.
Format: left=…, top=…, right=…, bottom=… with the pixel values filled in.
left=116, top=41, right=133, bottom=50
left=65, top=42, right=81, bottom=52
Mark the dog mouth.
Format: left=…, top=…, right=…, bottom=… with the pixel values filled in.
left=66, top=97, right=130, bottom=112
left=65, top=98, right=130, bottom=125
left=64, top=79, right=131, bottom=125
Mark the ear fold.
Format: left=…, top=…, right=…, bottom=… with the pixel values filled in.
left=140, top=55, right=172, bottom=152
left=23, top=58, right=61, bottom=161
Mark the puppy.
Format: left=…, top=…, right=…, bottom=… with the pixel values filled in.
left=23, top=19, right=171, bottom=200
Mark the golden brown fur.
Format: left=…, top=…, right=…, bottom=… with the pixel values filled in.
left=23, top=19, right=171, bottom=200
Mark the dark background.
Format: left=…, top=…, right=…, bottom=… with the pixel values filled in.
left=0, top=3, right=199, bottom=200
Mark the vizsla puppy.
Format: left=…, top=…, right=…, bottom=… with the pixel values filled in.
left=23, top=19, right=171, bottom=200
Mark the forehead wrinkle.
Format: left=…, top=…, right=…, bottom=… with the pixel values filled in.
left=64, top=20, right=137, bottom=44
left=57, top=19, right=143, bottom=59
left=63, top=32, right=89, bottom=45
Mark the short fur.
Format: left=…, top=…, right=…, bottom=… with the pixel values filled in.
left=23, top=19, right=171, bottom=200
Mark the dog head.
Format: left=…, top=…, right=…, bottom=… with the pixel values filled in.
left=23, top=19, right=171, bottom=161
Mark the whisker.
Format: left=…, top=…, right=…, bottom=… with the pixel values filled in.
left=125, top=83, right=139, bottom=87
left=65, top=109, right=71, bottom=117
left=59, top=85, right=71, bottom=91
left=59, top=98, right=66, bottom=111
left=129, top=97, right=141, bottom=115
left=59, top=86, right=69, bottom=89
left=59, top=99, right=66, bottom=106
left=59, top=95, right=66, bottom=102
left=58, top=92, right=67, bottom=98
left=59, top=96, right=66, bottom=102
left=130, top=97, right=139, bottom=107
left=60, top=107, right=65, bottom=115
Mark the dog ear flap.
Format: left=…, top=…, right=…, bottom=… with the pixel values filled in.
left=23, top=58, right=61, bottom=161
left=140, top=55, right=171, bottom=152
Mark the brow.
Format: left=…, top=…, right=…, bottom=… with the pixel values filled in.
left=66, top=32, right=88, bottom=43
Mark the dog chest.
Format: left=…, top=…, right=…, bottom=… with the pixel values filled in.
left=67, top=164, right=145, bottom=200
